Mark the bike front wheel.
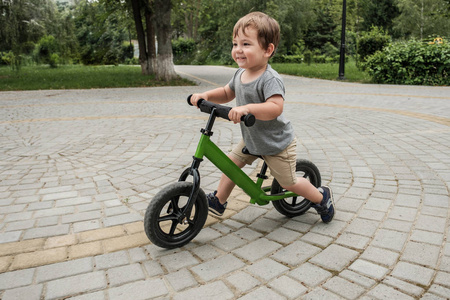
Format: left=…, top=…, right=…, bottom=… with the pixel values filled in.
left=271, top=159, right=322, bottom=218
left=144, top=182, right=208, bottom=249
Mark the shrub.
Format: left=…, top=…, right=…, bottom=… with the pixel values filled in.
left=172, top=37, right=196, bottom=64
left=271, top=55, right=304, bottom=64
left=34, top=35, right=59, bottom=67
left=364, top=39, right=450, bottom=86
left=357, top=27, right=391, bottom=63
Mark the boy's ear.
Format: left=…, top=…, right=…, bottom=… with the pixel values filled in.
left=265, top=43, right=275, bottom=57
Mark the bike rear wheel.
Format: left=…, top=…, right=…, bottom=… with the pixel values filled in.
left=144, top=181, right=208, bottom=249
left=271, top=159, right=321, bottom=217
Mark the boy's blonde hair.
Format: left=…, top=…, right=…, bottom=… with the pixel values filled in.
left=233, top=12, right=280, bottom=57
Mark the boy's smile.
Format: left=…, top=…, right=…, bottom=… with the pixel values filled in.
left=232, top=27, right=274, bottom=75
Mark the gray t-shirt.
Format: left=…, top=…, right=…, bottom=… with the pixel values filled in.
left=228, top=65, right=295, bottom=155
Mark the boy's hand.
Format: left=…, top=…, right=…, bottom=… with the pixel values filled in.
left=190, top=93, right=208, bottom=107
left=229, top=106, right=249, bottom=124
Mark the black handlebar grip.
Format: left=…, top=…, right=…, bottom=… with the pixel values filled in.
left=187, top=94, right=194, bottom=106
left=187, top=94, right=255, bottom=127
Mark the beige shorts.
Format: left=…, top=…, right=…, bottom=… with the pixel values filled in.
left=230, top=138, right=298, bottom=187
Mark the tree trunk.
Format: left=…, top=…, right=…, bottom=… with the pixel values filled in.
left=130, top=0, right=152, bottom=75
left=145, top=4, right=157, bottom=73
left=154, top=0, right=177, bottom=81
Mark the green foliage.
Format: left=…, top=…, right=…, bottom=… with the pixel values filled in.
left=0, top=65, right=195, bottom=91
left=394, top=0, right=450, bottom=40
left=358, top=0, right=399, bottom=34
left=172, top=37, right=197, bottom=65
left=364, top=39, right=450, bottom=85
left=272, top=55, right=304, bottom=64
left=357, top=26, right=391, bottom=62
left=34, top=35, right=59, bottom=67
left=272, top=60, right=371, bottom=82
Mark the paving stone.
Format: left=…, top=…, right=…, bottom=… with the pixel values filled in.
left=300, top=232, right=333, bottom=247
left=268, top=275, right=307, bottom=299
left=233, top=238, right=282, bottom=262
left=226, top=271, right=261, bottom=293
left=142, top=260, right=164, bottom=277
left=45, top=271, right=107, bottom=300
left=310, top=220, right=347, bottom=238
left=391, top=261, right=434, bottom=286
left=108, top=279, right=168, bottom=300
left=68, top=291, right=106, bottom=300
left=238, top=286, right=285, bottom=300
left=159, top=251, right=199, bottom=273
left=310, top=244, right=359, bottom=272
left=410, top=229, right=444, bottom=246
left=94, top=250, right=129, bottom=270
left=336, top=232, right=370, bottom=250
left=234, top=227, right=264, bottom=241
left=165, top=268, right=198, bottom=291
left=388, top=206, right=418, bottom=222
left=401, top=241, right=440, bottom=268
left=434, top=271, right=450, bottom=288
left=0, top=268, right=35, bottom=290
left=366, top=284, right=415, bottom=300
left=212, top=234, right=247, bottom=252
left=323, top=276, right=366, bottom=300
left=173, top=281, right=234, bottom=300
left=302, top=287, right=342, bottom=300
left=346, top=218, right=379, bottom=237
left=427, top=284, right=450, bottom=298
left=2, top=284, right=43, bottom=300
left=339, top=270, right=376, bottom=288
left=288, top=262, right=332, bottom=287
left=191, top=254, right=245, bottom=281
left=231, top=206, right=267, bottom=224
left=349, top=259, right=389, bottom=280
left=246, top=258, right=289, bottom=281
left=36, top=257, right=93, bottom=283
left=266, top=227, right=302, bottom=244
left=192, top=227, right=222, bottom=244
left=383, top=276, right=424, bottom=298
left=271, top=240, right=321, bottom=266
left=107, top=263, right=146, bottom=287
left=282, top=220, right=313, bottom=233
left=415, top=215, right=447, bottom=233
left=372, top=229, right=409, bottom=252
left=360, top=246, right=399, bottom=267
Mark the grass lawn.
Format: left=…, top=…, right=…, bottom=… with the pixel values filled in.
left=0, top=62, right=371, bottom=91
left=271, top=60, right=371, bottom=83
left=0, top=64, right=194, bottom=91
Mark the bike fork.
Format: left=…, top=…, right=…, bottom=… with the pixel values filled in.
left=177, top=157, right=202, bottom=222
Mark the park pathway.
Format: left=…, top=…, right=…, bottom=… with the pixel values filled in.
left=0, top=65, right=449, bottom=299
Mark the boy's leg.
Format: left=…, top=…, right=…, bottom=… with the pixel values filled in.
left=264, top=139, right=334, bottom=223
left=215, top=155, right=246, bottom=204
left=208, top=140, right=254, bottom=216
left=283, top=179, right=335, bottom=223
left=282, top=178, right=322, bottom=204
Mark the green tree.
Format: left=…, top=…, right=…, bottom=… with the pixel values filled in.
left=304, top=7, right=338, bottom=52
left=358, top=0, right=399, bottom=34
left=394, top=0, right=450, bottom=39
left=74, top=0, right=130, bottom=65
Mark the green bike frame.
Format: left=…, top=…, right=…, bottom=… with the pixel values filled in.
left=186, top=110, right=298, bottom=206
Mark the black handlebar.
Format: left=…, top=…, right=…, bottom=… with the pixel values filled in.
left=187, top=95, right=255, bottom=127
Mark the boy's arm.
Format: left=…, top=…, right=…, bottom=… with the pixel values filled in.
left=228, top=94, right=283, bottom=123
left=190, top=85, right=235, bottom=107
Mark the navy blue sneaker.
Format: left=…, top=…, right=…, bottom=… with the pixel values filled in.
left=312, top=186, right=335, bottom=223
left=207, top=191, right=227, bottom=216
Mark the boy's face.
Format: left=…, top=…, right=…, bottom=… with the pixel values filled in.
left=232, top=26, right=274, bottom=71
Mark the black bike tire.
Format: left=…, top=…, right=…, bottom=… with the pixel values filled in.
left=271, top=159, right=322, bottom=218
left=144, top=181, right=208, bottom=249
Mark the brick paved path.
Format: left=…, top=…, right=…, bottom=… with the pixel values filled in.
left=0, top=65, right=449, bottom=299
